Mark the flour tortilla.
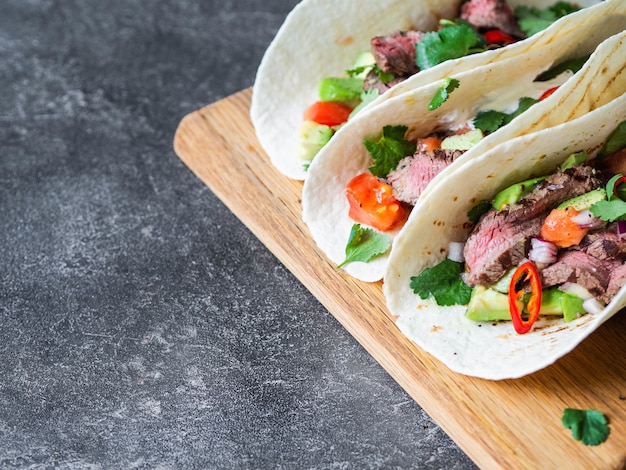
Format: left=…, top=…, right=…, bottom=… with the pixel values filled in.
left=383, top=69, right=626, bottom=381
left=251, top=0, right=603, bottom=180
left=301, top=8, right=626, bottom=282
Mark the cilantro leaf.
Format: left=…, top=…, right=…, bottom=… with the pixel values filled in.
left=467, top=200, right=492, bottom=224
left=416, top=21, right=485, bottom=70
left=428, top=78, right=460, bottom=111
left=473, top=97, right=538, bottom=134
left=364, top=125, right=416, bottom=178
left=337, top=224, right=391, bottom=269
left=562, top=408, right=610, bottom=446
left=590, top=174, right=626, bottom=222
left=410, top=258, right=472, bottom=306
left=600, top=120, right=626, bottom=158
left=515, top=2, right=580, bottom=37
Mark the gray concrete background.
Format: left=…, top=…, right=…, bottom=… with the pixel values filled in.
left=0, top=1, right=477, bottom=468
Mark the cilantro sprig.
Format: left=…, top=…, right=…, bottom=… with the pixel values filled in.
left=562, top=408, right=610, bottom=446
left=337, top=224, right=391, bottom=269
left=515, top=2, right=581, bottom=37
left=473, top=97, right=538, bottom=134
left=410, top=258, right=472, bottom=306
left=416, top=20, right=486, bottom=70
left=590, top=174, right=626, bottom=222
left=364, top=125, right=416, bottom=178
left=428, top=78, right=460, bottom=111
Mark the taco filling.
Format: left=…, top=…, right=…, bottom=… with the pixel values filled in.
left=410, top=121, right=626, bottom=334
left=297, top=0, right=583, bottom=163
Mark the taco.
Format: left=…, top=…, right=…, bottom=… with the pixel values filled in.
left=301, top=7, right=626, bottom=283
left=251, top=0, right=602, bottom=180
left=383, top=79, right=626, bottom=380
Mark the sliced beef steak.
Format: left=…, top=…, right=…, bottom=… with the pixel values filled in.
left=460, top=0, right=525, bottom=38
left=370, top=31, right=423, bottom=76
left=362, top=70, right=406, bottom=95
left=387, top=148, right=463, bottom=205
left=464, top=165, right=603, bottom=285
left=578, top=225, right=626, bottom=260
left=464, top=213, right=543, bottom=285
left=602, top=262, right=626, bottom=304
left=540, top=251, right=612, bottom=299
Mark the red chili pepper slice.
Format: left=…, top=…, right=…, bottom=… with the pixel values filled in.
left=539, top=86, right=560, bottom=101
left=508, top=261, right=542, bottom=334
left=483, top=29, right=517, bottom=45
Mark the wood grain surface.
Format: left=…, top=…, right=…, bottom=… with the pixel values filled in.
left=173, top=88, right=626, bottom=469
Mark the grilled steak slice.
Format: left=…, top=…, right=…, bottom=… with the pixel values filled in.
left=464, top=165, right=603, bottom=285
left=387, top=148, right=463, bottom=205
left=370, top=30, right=423, bottom=76
left=603, top=262, right=626, bottom=304
left=460, top=0, right=525, bottom=38
left=578, top=225, right=626, bottom=261
left=540, top=251, right=612, bottom=299
left=464, top=213, right=543, bottom=285
left=362, top=70, right=406, bottom=95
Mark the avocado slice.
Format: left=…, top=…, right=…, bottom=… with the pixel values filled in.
left=492, top=177, right=546, bottom=210
left=557, top=188, right=607, bottom=211
left=297, top=120, right=333, bottom=162
left=466, top=286, right=518, bottom=322
left=441, top=129, right=484, bottom=151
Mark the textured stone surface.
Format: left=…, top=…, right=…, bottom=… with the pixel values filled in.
left=0, top=1, right=477, bottom=468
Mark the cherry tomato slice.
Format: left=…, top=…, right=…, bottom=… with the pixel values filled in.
left=303, top=101, right=353, bottom=127
left=345, top=173, right=408, bottom=232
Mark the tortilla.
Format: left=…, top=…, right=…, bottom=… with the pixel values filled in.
left=301, top=5, right=626, bottom=283
left=251, top=0, right=602, bottom=180
left=383, top=57, right=626, bottom=380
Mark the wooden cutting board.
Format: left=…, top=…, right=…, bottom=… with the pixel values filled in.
left=173, top=88, right=626, bottom=469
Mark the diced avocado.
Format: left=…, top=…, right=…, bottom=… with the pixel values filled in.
left=466, top=285, right=520, bottom=322
left=560, top=151, right=588, bottom=170
left=440, top=129, right=484, bottom=151
left=557, top=188, right=607, bottom=211
left=561, top=291, right=585, bottom=322
left=490, top=268, right=515, bottom=294
left=539, top=287, right=585, bottom=322
left=318, top=77, right=363, bottom=106
left=351, top=51, right=376, bottom=79
left=539, top=287, right=565, bottom=315
left=297, top=120, right=333, bottom=162
left=492, top=177, right=546, bottom=210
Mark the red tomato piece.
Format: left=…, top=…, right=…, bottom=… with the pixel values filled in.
left=303, top=101, right=353, bottom=127
left=345, top=173, right=408, bottom=232
left=539, top=86, right=559, bottom=101
left=540, top=207, right=589, bottom=248
left=483, top=29, right=517, bottom=45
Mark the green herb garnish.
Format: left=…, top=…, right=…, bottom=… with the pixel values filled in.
left=410, top=258, right=472, bottom=306
left=515, top=2, right=581, bottom=37
left=600, top=120, right=626, bottom=158
left=590, top=174, right=626, bottom=222
left=562, top=408, right=610, bottom=446
left=428, top=78, right=460, bottom=111
left=416, top=20, right=485, bottom=70
left=337, top=224, right=391, bottom=269
left=349, top=89, right=379, bottom=119
left=364, top=125, right=416, bottom=178
left=467, top=200, right=492, bottom=224
left=473, top=97, right=538, bottom=134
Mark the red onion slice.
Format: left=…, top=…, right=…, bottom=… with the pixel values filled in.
left=528, top=238, right=557, bottom=265
left=570, top=209, right=603, bottom=229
